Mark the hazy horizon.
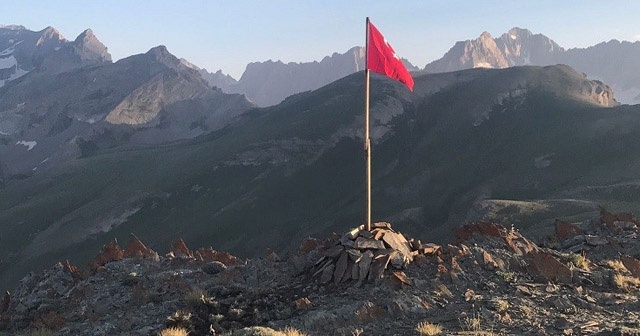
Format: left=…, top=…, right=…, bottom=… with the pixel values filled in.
left=1, top=1, right=639, bottom=79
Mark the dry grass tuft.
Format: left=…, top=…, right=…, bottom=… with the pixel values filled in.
left=607, top=259, right=628, bottom=272
left=351, top=329, right=364, bottom=336
left=158, top=327, right=189, bottom=336
left=570, top=253, right=591, bottom=271
left=415, top=321, right=443, bottom=335
left=461, top=315, right=482, bottom=332
left=490, top=298, right=510, bottom=313
left=495, top=311, right=512, bottom=324
left=282, top=327, right=307, bottom=336
left=517, top=305, right=534, bottom=316
left=613, top=273, right=640, bottom=292
left=496, top=271, right=516, bottom=283
left=618, top=326, right=640, bottom=335
left=460, top=313, right=498, bottom=335
left=184, top=288, right=206, bottom=306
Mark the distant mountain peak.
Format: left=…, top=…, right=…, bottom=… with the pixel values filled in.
left=146, top=45, right=172, bottom=59
left=507, top=27, right=532, bottom=36
left=72, top=28, right=111, bottom=63
left=479, top=31, right=493, bottom=40
left=0, top=24, right=26, bottom=30
left=36, top=26, right=66, bottom=46
left=74, top=28, right=95, bottom=41
left=426, top=27, right=563, bottom=72
left=145, top=45, right=181, bottom=68
left=40, top=26, right=64, bottom=40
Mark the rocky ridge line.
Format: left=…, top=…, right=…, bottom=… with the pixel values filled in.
left=1, top=208, right=640, bottom=335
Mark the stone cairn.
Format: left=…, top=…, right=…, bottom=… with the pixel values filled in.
left=309, top=222, right=439, bottom=285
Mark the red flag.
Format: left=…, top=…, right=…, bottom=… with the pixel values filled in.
left=367, top=21, right=414, bottom=91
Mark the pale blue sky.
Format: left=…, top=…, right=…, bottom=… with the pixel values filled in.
left=2, top=1, right=639, bottom=79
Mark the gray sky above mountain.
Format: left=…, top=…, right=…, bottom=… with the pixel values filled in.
left=1, top=1, right=639, bottom=78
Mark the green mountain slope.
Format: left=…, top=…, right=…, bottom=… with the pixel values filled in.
left=1, top=65, right=639, bottom=291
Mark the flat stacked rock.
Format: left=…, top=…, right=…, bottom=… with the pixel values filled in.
left=309, top=222, right=437, bottom=285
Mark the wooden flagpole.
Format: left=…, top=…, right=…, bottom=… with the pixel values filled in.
left=365, top=17, right=372, bottom=232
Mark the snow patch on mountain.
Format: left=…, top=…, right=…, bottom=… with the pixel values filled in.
left=0, top=55, right=17, bottom=69
left=16, top=140, right=37, bottom=151
left=534, top=153, right=555, bottom=168
left=0, top=40, right=29, bottom=87
left=475, top=62, right=493, bottom=68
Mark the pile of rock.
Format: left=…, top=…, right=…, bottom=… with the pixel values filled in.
left=309, top=222, right=438, bottom=285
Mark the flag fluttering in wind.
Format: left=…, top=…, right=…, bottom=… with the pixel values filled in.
left=363, top=18, right=414, bottom=231
left=367, top=21, right=414, bottom=91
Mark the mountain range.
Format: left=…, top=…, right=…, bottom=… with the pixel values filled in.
left=4, top=25, right=640, bottom=109
left=0, top=26, right=253, bottom=180
left=188, top=47, right=418, bottom=107
left=1, top=24, right=640, bottom=292
left=426, top=27, right=640, bottom=104
left=191, top=27, right=640, bottom=107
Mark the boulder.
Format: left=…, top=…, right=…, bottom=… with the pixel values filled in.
left=555, top=219, right=584, bottom=241
left=528, top=251, right=573, bottom=284
left=169, top=238, right=193, bottom=258
left=123, top=234, right=157, bottom=259
left=621, top=255, right=640, bottom=278
left=89, top=239, right=124, bottom=271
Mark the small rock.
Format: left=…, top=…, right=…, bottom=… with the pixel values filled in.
left=202, top=261, right=228, bottom=275
left=333, top=253, right=348, bottom=284
left=585, top=236, right=608, bottom=246
left=554, top=296, right=577, bottom=314
left=322, top=245, right=344, bottom=257
left=320, top=262, right=335, bottom=284
left=357, top=251, right=374, bottom=284
left=353, top=237, right=386, bottom=250
left=294, top=297, right=311, bottom=310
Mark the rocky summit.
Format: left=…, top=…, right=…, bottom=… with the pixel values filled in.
left=2, top=207, right=640, bottom=335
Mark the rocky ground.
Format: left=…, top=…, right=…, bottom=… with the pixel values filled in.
left=2, top=207, right=640, bottom=335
